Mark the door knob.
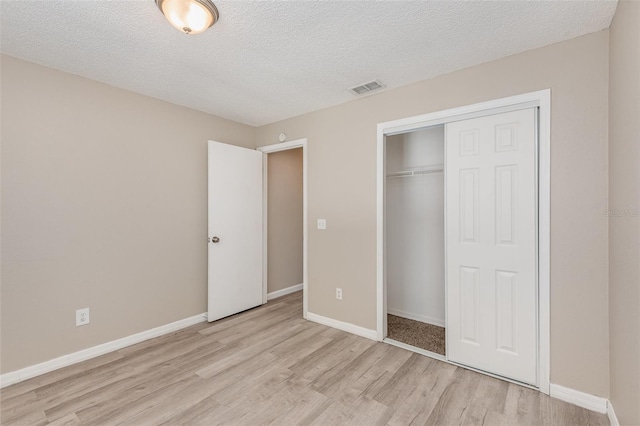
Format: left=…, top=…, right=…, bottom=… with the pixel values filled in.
left=211, top=236, right=220, bottom=243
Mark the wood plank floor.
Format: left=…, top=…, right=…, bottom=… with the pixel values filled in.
left=1, top=291, right=608, bottom=425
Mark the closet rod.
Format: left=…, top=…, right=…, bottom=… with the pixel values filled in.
left=386, top=165, right=444, bottom=178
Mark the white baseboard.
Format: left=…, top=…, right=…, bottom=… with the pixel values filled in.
left=267, top=283, right=303, bottom=301
left=306, top=312, right=377, bottom=341
left=549, top=383, right=608, bottom=414
left=387, top=308, right=445, bottom=328
left=0, top=312, right=207, bottom=389
left=607, top=401, right=619, bottom=426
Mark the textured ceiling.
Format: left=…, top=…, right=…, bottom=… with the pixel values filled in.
left=0, top=0, right=617, bottom=126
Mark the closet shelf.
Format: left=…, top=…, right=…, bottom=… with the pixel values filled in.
left=386, top=165, right=444, bottom=178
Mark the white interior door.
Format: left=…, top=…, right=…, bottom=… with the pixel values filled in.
left=208, top=141, right=263, bottom=322
left=445, top=108, right=537, bottom=385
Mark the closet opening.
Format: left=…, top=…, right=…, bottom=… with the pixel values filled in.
left=377, top=90, right=551, bottom=393
left=384, top=125, right=446, bottom=358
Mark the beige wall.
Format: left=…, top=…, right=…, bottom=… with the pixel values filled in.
left=608, top=1, right=640, bottom=423
left=267, top=148, right=303, bottom=294
left=0, top=55, right=255, bottom=373
left=256, top=31, right=611, bottom=397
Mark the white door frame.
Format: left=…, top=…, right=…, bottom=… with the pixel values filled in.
left=257, top=138, right=309, bottom=319
left=376, top=90, right=551, bottom=395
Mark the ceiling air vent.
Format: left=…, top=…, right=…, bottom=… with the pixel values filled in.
left=349, top=80, right=386, bottom=96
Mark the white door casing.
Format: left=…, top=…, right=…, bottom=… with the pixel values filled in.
left=208, top=141, right=264, bottom=322
left=445, top=108, right=537, bottom=385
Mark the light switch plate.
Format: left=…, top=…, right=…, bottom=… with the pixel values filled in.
left=317, top=219, right=327, bottom=230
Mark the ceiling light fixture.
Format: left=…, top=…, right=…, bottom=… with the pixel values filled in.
left=155, top=0, right=219, bottom=35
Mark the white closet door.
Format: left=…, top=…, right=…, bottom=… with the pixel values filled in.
left=445, top=108, right=537, bottom=385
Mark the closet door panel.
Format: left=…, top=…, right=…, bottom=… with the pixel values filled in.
left=459, top=266, right=480, bottom=345
left=446, top=108, right=537, bottom=386
left=459, top=168, right=479, bottom=243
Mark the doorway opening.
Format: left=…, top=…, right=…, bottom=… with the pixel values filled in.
left=258, top=139, right=309, bottom=319
left=385, top=125, right=446, bottom=358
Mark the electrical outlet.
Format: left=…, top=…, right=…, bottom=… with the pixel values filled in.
left=76, top=308, right=90, bottom=326
left=336, top=288, right=342, bottom=300
left=317, top=219, right=327, bottom=230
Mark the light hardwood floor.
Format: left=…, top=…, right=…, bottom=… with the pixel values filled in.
left=1, top=291, right=608, bottom=425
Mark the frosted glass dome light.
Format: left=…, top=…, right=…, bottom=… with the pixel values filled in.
left=156, top=0, right=219, bottom=35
